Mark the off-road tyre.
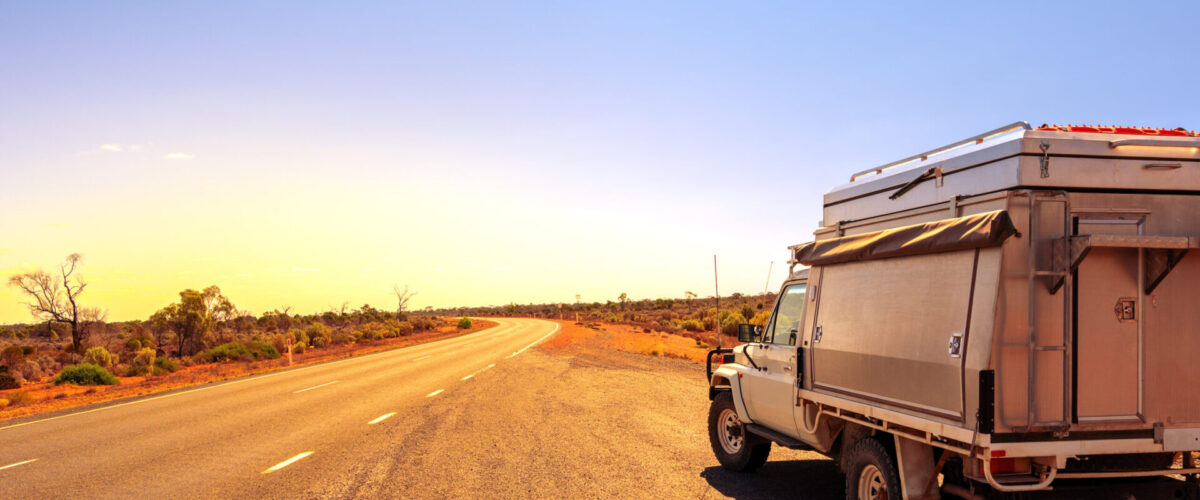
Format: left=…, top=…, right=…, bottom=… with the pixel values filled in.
left=844, top=437, right=901, bottom=500
left=708, top=391, right=771, bottom=472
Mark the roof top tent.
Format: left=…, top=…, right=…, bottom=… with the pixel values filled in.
left=791, top=122, right=1200, bottom=441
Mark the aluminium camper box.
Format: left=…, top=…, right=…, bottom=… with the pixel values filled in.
left=707, top=122, right=1200, bottom=498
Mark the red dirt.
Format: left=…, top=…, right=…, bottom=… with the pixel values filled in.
left=543, top=320, right=735, bottom=363
left=0, top=320, right=497, bottom=421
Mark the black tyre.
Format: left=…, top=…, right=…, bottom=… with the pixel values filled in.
left=708, top=391, right=771, bottom=472
left=844, top=437, right=901, bottom=500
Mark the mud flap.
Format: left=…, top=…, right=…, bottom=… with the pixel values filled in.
left=894, top=435, right=941, bottom=500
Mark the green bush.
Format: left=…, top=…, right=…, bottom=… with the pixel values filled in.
left=54, top=363, right=120, bottom=386
left=154, top=356, right=180, bottom=373
left=720, top=313, right=747, bottom=336
left=125, top=338, right=142, bottom=352
left=199, top=340, right=280, bottom=363
left=457, top=317, right=473, bottom=329
left=129, top=348, right=156, bottom=376
left=331, top=333, right=353, bottom=345
left=682, top=319, right=703, bottom=332
left=292, top=341, right=306, bottom=355
left=287, top=328, right=308, bottom=346
left=82, top=346, right=118, bottom=368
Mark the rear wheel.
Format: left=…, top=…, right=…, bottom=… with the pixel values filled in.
left=845, top=437, right=901, bottom=500
left=708, top=391, right=771, bottom=472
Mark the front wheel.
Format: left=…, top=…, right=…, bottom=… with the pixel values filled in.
left=708, top=391, right=770, bottom=472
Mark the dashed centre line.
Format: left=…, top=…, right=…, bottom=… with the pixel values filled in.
left=0, top=458, right=37, bottom=471
left=293, top=380, right=339, bottom=394
left=426, top=389, right=444, bottom=397
left=461, top=374, right=474, bottom=381
left=262, top=452, right=313, bottom=474
left=368, top=412, right=396, bottom=425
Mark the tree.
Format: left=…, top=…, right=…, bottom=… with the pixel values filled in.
left=618, top=292, right=629, bottom=310
left=8, top=253, right=97, bottom=352
left=151, top=286, right=235, bottom=357
left=393, top=284, right=416, bottom=319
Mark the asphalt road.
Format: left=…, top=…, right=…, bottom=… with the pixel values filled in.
left=0, top=318, right=560, bottom=499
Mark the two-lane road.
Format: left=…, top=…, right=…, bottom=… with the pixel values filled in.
left=0, top=318, right=558, bottom=499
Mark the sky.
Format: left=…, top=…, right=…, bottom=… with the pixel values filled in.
left=2, top=1, right=1198, bottom=323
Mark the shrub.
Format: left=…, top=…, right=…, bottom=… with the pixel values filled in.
left=457, top=317, right=473, bottom=329
left=288, top=328, right=309, bottom=346
left=331, top=333, right=353, bottom=345
left=54, top=363, right=120, bottom=386
left=0, top=367, right=19, bottom=390
left=410, top=316, right=435, bottom=332
left=7, top=390, right=31, bottom=405
left=311, top=333, right=330, bottom=348
left=305, top=323, right=330, bottom=346
left=396, top=321, right=414, bottom=337
left=361, top=322, right=387, bottom=340
left=720, top=313, right=747, bottom=337
left=1, top=344, right=24, bottom=367
left=125, top=338, right=142, bottom=352
left=199, top=341, right=280, bottom=363
left=154, top=356, right=179, bottom=373
left=82, top=346, right=118, bottom=368
left=682, top=319, right=703, bottom=332
left=292, top=341, right=306, bottom=355
left=129, top=348, right=156, bottom=376
left=0, top=398, right=8, bottom=408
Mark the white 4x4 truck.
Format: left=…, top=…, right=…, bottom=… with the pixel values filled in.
left=707, top=123, right=1200, bottom=499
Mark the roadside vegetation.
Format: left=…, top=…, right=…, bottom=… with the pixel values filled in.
left=433, top=289, right=779, bottom=348
left=0, top=253, right=476, bottom=412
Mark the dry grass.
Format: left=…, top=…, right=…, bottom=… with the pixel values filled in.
left=0, top=319, right=497, bottom=421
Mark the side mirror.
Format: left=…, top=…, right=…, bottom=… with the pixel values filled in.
left=737, top=324, right=762, bottom=343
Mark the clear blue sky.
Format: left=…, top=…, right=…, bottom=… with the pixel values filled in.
left=2, top=1, right=1198, bottom=321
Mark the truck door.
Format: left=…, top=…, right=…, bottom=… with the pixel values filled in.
left=743, top=283, right=807, bottom=436
left=1074, top=214, right=1144, bottom=422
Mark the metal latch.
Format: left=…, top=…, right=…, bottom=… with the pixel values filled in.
left=813, top=326, right=823, bottom=343
left=1115, top=297, right=1136, bottom=322
left=948, top=333, right=963, bottom=358
left=1039, top=140, right=1051, bottom=178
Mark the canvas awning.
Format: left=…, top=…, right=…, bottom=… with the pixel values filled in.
left=793, top=210, right=1019, bottom=266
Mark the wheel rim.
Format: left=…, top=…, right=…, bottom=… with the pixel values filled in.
left=717, top=408, right=744, bottom=455
left=857, top=464, right=887, bottom=500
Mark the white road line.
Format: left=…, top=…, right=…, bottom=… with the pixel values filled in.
left=505, top=323, right=561, bottom=359
left=426, top=389, right=444, bottom=397
left=0, top=320, right=508, bottom=433
left=486, top=363, right=495, bottom=369
left=368, top=412, right=396, bottom=425
left=0, top=458, right=37, bottom=471
left=413, top=354, right=432, bottom=361
left=461, top=374, right=474, bottom=381
left=293, top=380, right=339, bottom=394
left=262, top=451, right=313, bottom=474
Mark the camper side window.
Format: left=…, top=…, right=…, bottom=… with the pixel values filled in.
left=765, top=284, right=807, bottom=345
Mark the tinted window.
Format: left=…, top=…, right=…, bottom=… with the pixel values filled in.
left=767, top=284, right=807, bottom=345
